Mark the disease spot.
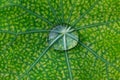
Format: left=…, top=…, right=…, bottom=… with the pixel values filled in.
left=49, top=24, right=79, bottom=50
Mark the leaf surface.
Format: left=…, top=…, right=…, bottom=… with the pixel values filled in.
left=0, top=0, right=120, bottom=80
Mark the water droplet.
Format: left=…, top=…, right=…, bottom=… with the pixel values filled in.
left=49, top=25, right=78, bottom=50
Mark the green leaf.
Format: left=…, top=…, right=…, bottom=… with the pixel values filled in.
left=0, top=0, right=120, bottom=80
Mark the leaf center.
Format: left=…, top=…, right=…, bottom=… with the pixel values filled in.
left=49, top=25, right=79, bottom=50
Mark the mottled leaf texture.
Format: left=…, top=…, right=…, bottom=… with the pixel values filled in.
left=0, top=0, right=120, bottom=80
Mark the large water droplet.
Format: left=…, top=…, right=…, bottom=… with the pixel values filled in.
left=49, top=25, right=78, bottom=50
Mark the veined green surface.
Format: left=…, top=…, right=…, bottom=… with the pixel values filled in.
left=0, top=0, right=120, bottom=80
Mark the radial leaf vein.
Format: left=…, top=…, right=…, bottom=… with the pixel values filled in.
left=17, top=29, right=51, bottom=35
left=66, top=33, right=120, bottom=73
left=72, top=0, right=100, bottom=26
left=19, top=34, right=63, bottom=79
left=67, top=0, right=76, bottom=24
left=0, top=30, right=16, bottom=35
left=60, top=0, right=64, bottom=23
left=63, top=35, right=73, bottom=80
left=47, top=0, right=59, bottom=23
left=105, top=64, right=110, bottom=80
left=75, top=18, right=120, bottom=31
left=80, top=42, right=120, bottom=72
left=7, top=3, right=53, bottom=26
left=0, top=29, right=61, bottom=36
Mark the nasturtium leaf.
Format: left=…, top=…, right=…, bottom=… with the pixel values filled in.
left=0, top=0, right=120, bottom=80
